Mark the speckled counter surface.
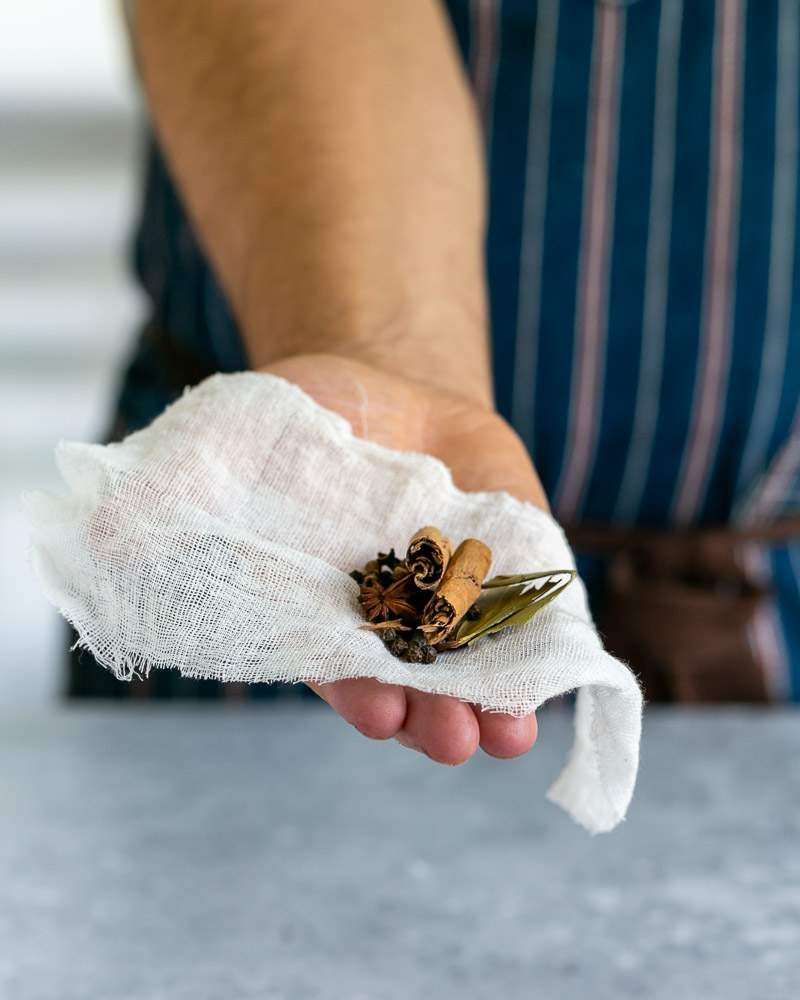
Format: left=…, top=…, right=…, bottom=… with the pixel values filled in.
left=1, top=706, right=798, bottom=1000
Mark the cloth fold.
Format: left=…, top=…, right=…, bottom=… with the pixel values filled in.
left=25, top=372, right=642, bottom=833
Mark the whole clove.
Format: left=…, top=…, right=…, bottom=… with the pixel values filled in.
left=377, top=548, right=402, bottom=572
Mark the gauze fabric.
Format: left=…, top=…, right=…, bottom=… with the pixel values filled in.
left=25, top=373, right=642, bottom=833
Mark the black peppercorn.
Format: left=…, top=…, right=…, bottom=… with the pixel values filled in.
left=421, top=644, right=437, bottom=664
left=466, top=602, right=481, bottom=621
left=381, top=628, right=397, bottom=644
left=350, top=569, right=365, bottom=584
left=405, top=643, right=424, bottom=664
left=390, top=637, right=409, bottom=658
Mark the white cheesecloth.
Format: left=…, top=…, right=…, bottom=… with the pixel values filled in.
left=25, top=372, right=642, bottom=833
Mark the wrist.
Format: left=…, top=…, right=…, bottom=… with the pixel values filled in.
left=243, top=291, right=494, bottom=410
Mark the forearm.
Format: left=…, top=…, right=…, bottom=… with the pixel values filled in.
left=134, top=0, right=493, bottom=407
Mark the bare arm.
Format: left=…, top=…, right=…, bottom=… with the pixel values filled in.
left=134, top=0, right=492, bottom=407
left=133, top=0, right=545, bottom=763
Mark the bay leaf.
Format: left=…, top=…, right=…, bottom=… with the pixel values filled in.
left=440, top=570, right=575, bottom=649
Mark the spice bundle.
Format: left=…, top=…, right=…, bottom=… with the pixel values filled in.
left=27, top=373, right=643, bottom=833
left=351, top=525, right=576, bottom=663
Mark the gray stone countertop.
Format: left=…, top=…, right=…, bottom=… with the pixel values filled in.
left=1, top=705, right=798, bottom=999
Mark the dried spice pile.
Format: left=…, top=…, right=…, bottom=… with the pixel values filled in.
left=351, top=526, right=491, bottom=663
left=351, top=526, right=578, bottom=663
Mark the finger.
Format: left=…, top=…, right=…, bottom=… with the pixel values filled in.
left=472, top=705, right=538, bottom=759
left=308, top=678, right=407, bottom=741
left=396, top=689, right=480, bottom=765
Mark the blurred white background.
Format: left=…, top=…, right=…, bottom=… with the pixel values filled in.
left=1, top=1, right=145, bottom=703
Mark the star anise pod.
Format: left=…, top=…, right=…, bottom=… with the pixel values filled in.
left=358, top=573, right=420, bottom=623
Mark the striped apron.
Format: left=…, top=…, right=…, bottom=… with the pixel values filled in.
left=71, top=0, right=800, bottom=701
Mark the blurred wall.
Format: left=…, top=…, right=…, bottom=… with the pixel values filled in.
left=1, top=1, right=145, bottom=703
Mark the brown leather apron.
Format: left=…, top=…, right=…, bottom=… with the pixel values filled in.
left=567, top=517, right=800, bottom=704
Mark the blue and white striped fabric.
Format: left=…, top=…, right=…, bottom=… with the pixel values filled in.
left=117, top=0, right=800, bottom=700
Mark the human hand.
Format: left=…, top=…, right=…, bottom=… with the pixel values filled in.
left=263, top=353, right=548, bottom=765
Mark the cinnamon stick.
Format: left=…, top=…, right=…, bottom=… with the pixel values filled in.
left=420, top=538, right=492, bottom=644
left=406, top=526, right=452, bottom=590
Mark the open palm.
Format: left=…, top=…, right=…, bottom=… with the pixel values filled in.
left=264, top=353, right=548, bottom=764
